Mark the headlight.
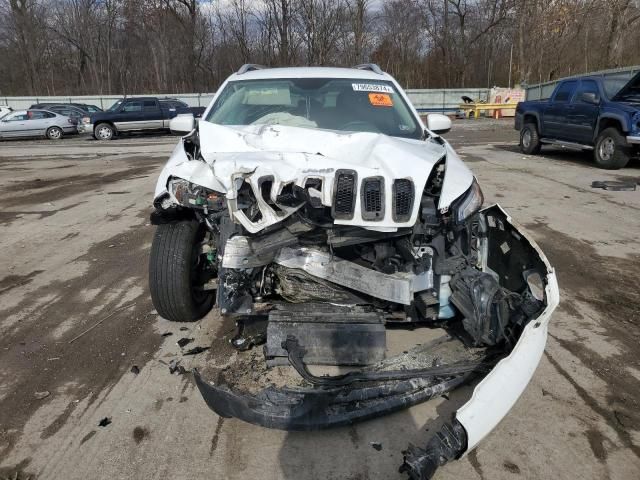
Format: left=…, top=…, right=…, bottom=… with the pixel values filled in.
left=453, top=178, right=484, bottom=223
left=82, top=116, right=90, bottom=124
left=633, top=112, right=640, bottom=132
left=168, top=178, right=225, bottom=210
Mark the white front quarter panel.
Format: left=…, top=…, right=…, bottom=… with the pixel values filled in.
left=456, top=206, right=560, bottom=453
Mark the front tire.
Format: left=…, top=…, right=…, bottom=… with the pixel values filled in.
left=149, top=220, right=215, bottom=322
left=94, top=123, right=115, bottom=141
left=46, top=126, right=63, bottom=140
left=520, top=122, right=541, bottom=154
left=594, top=127, right=630, bottom=169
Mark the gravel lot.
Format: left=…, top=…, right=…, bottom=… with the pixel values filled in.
left=1, top=121, right=639, bottom=480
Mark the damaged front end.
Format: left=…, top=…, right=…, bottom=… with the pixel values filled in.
left=150, top=123, right=558, bottom=479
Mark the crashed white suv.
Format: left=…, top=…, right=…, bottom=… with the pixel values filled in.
left=149, top=65, right=558, bottom=479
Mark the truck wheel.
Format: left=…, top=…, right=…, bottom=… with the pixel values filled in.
left=520, top=123, right=541, bottom=154
left=149, top=220, right=215, bottom=322
left=594, top=128, right=630, bottom=169
left=94, top=123, right=115, bottom=141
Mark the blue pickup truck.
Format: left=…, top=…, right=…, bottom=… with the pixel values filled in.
left=79, top=97, right=205, bottom=140
left=515, top=72, right=640, bottom=169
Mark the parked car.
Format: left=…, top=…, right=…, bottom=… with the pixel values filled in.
left=0, top=109, right=76, bottom=140
left=38, top=104, right=86, bottom=124
left=30, top=102, right=103, bottom=113
left=0, top=105, right=13, bottom=119
left=148, top=64, right=558, bottom=479
left=78, top=97, right=205, bottom=140
left=515, top=71, right=640, bottom=169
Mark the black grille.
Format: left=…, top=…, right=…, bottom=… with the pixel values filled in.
left=393, top=179, right=414, bottom=221
left=333, top=170, right=357, bottom=219
left=361, top=177, right=384, bottom=221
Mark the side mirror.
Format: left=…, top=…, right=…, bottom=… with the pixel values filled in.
left=426, top=113, right=452, bottom=135
left=170, top=114, right=195, bottom=135
left=581, top=92, right=600, bottom=104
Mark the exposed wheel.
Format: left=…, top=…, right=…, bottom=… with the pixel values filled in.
left=46, top=126, right=63, bottom=140
left=149, top=219, right=215, bottom=322
left=594, top=127, right=630, bottom=169
left=94, top=123, right=115, bottom=141
left=520, top=122, right=541, bottom=154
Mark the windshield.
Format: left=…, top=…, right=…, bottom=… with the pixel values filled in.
left=205, top=78, right=422, bottom=139
left=107, top=100, right=123, bottom=112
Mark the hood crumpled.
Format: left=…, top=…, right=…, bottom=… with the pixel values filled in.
left=155, top=121, right=473, bottom=233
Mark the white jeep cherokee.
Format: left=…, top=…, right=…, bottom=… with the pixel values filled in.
left=149, top=64, right=558, bottom=479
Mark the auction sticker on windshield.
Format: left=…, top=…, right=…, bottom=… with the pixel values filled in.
left=368, top=93, right=393, bottom=107
left=352, top=83, right=394, bottom=93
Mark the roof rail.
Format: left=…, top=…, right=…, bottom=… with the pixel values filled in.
left=237, top=64, right=268, bottom=75
left=353, top=64, right=384, bottom=75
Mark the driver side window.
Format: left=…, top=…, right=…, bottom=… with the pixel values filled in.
left=123, top=101, right=143, bottom=113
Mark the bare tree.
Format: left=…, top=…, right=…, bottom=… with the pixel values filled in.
left=0, top=0, right=639, bottom=95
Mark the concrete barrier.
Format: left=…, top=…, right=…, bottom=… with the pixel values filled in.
left=1, top=89, right=491, bottom=113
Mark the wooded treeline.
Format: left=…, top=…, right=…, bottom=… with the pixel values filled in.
left=1, top=0, right=639, bottom=95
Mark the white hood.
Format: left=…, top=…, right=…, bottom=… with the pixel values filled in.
left=155, top=122, right=473, bottom=233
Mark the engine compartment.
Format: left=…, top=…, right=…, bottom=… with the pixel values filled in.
left=157, top=151, right=545, bottom=356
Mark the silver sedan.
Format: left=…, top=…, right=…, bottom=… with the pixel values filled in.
left=0, top=110, right=77, bottom=140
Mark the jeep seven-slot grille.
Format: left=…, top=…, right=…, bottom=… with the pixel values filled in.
left=333, top=170, right=357, bottom=219
left=393, top=179, right=414, bottom=221
left=361, top=177, right=384, bottom=221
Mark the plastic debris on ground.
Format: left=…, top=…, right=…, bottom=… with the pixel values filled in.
left=176, top=337, right=194, bottom=348
left=591, top=180, right=637, bottom=191
left=98, top=417, right=112, bottom=427
left=183, top=346, right=210, bottom=356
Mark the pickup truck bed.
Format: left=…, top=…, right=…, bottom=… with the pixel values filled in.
left=515, top=73, right=640, bottom=169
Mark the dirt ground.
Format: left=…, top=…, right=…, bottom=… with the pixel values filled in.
left=1, top=121, right=639, bottom=480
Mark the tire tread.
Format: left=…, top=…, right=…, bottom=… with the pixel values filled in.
left=149, top=220, right=213, bottom=322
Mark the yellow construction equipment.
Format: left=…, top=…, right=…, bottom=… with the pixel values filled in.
left=459, top=102, right=518, bottom=119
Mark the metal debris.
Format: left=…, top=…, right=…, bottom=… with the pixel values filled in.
left=68, top=302, right=136, bottom=344
left=34, top=391, right=50, bottom=400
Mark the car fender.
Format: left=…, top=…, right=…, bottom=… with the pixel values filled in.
left=594, top=112, right=631, bottom=140
left=455, top=204, right=559, bottom=452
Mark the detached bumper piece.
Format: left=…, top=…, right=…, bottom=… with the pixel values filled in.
left=193, top=369, right=470, bottom=431
left=193, top=336, right=492, bottom=431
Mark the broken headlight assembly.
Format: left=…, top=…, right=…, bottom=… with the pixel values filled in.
left=451, top=178, right=484, bottom=223
left=168, top=178, right=225, bottom=211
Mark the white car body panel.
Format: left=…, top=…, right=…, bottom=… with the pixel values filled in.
left=456, top=205, right=560, bottom=453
